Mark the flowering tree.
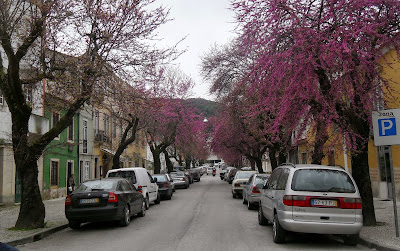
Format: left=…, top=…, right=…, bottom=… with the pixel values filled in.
left=232, top=0, right=400, bottom=225
left=0, top=0, right=174, bottom=229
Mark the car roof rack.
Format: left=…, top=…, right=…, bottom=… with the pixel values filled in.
left=278, top=163, right=296, bottom=168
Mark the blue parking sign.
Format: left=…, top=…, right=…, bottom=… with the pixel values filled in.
left=379, top=118, right=397, bottom=136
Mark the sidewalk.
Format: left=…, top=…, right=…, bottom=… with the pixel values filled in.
left=0, top=197, right=400, bottom=250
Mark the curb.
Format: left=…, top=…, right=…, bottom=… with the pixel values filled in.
left=5, top=224, right=68, bottom=248
left=359, top=237, right=400, bottom=251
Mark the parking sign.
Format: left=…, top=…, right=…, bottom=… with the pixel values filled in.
left=372, top=108, right=400, bottom=146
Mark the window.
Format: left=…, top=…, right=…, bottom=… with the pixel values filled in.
left=328, top=150, right=335, bottom=166
left=267, top=168, right=283, bottom=190
left=301, top=152, right=307, bottom=164
left=112, top=118, right=117, bottom=138
left=0, top=90, right=3, bottom=105
left=83, top=120, right=88, bottom=153
left=276, top=168, right=290, bottom=190
left=108, top=171, right=137, bottom=184
left=67, top=118, right=74, bottom=141
left=291, top=169, right=356, bottom=193
left=50, top=160, right=59, bottom=186
left=52, top=112, right=60, bottom=139
left=103, top=114, right=110, bottom=136
left=52, top=112, right=59, bottom=128
left=25, top=86, right=32, bottom=103
left=94, top=110, right=99, bottom=134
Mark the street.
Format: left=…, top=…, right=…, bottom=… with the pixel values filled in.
left=18, top=174, right=368, bottom=251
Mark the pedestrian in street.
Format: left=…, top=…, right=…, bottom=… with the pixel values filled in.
left=68, top=174, right=75, bottom=195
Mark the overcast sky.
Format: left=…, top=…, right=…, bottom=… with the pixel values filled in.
left=156, top=0, right=237, bottom=101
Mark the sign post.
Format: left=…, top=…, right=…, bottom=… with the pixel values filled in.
left=372, top=108, right=400, bottom=238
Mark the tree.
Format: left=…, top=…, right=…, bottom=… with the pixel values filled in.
left=232, top=0, right=400, bottom=225
left=0, top=0, right=173, bottom=229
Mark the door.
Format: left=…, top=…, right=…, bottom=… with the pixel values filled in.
left=147, top=172, right=157, bottom=201
left=67, top=161, right=73, bottom=194
left=378, top=146, right=393, bottom=199
left=264, top=168, right=283, bottom=220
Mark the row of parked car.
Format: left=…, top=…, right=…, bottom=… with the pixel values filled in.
left=222, top=164, right=363, bottom=246
left=65, top=167, right=202, bottom=229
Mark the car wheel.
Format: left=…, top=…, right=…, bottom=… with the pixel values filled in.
left=232, top=193, right=236, bottom=199
left=273, top=213, right=286, bottom=243
left=258, top=204, right=268, bottom=226
left=119, top=206, right=130, bottom=227
left=166, top=192, right=172, bottom=200
left=184, top=184, right=188, bottom=189
left=138, top=200, right=146, bottom=217
left=248, top=200, right=256, bottom=210
left=69, top=220, right=81, bottom=229
left=155, top=193, right=161, bottom=204
left=145, top=195, right=150, bottom=209
left=343, top=233, right=359, bottom=246
left=242, top=195, right=247, bottom=204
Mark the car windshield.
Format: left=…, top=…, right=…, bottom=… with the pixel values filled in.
left=107, top=171, right=137, bottom=184
left=153, top=175, right=166, bottom=182
left=75, top=180, right=116, bottom=192
left=170, top=173, right=183, bottom=177
left=236, top=172, right=256, bottom=179
left=291, top=169, right=356, bottom=193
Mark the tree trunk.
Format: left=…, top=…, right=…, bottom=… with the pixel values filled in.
left=153, top=150, right=161, bottom=174
left=255, top=158, right=264, bottom=173
left=311, top=121, right=328, bottom=164
left=351, top=120, right=376, bottom=226
left=15, top=158, right=45, bottom=229
left=163, top=149, right=174, bottom=173
left=278, top=150, right=287, bottom=165
left=12, top=110, right=45, bottom=229
left=185, top=156, right=191, bottom=170
left=269, top=148, right=278, bottom=171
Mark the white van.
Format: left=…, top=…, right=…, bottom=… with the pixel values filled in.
left=106, top=167, right=160, bottom=209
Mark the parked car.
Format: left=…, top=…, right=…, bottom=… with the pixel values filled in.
left=189, top=168, right=201, bottom=182
left=227, top=168, right=238, bottom=184
left=220, top=169, right=227, bottom=180
left=258, top=164, right=363, bottom=245
left=152, top=174, right=173, bottom=200
left=242, top=173, right=270, bottom=210
left=106, top=167, right=160, bottom=209
left=206, top=167, right=214, bottom=175
left=165, top=173, right=175, bottom=192
left=224, top=167, right=235, bottom=181
left=170, top=171, right=189, bottom=189
left=65, top=178, right=146, bottom=229
left=185, top=170, right=194, bottom=184
left=232, top=171, right=257, bottom=198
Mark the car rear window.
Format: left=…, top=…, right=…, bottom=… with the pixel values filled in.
left=107, top=171, right=137, bottom=184
left=255, top=175, right=269, bottom=184
left=154, top=175, right=166, bottom=182
left=75, top=180, right=116, bottom=192
left=236, top=172, right=256, bottom=179
left=291, top=169, right=356, bottom=193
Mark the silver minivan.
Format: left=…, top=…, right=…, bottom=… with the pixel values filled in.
left=258, top=164, right=363, bottom=246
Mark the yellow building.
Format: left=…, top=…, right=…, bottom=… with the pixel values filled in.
left=291, top=47, right=400, bottom=200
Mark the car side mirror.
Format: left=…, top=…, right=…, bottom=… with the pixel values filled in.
left=262, top=180, right=268, bottom=189
left=152, top=177, right=157, bottom=183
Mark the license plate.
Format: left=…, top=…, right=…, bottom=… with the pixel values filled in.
left=311, top=199, right=337, bottom=207
left=80, top=198, right=99, bottom=204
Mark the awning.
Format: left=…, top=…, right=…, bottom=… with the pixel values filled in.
left=101, top=148, right=126, bottom=162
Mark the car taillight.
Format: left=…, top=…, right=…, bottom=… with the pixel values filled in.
left=234, top=183, right=240, bottom=187
left=182, top=177, right=186, bottom=181
left=108, top=192, right=118, bottom=203
left=283, top=195, right=308, bottom=207
left=230, top=173, right=233, bottom=177
left=252, top=186, right=260, bottom=194
left=137, top=186, right=143, bottom=193
left=340, top=198, right=362, bottom=209
left=65, top=195, right=71, bottom=205
left=163, top=182, right=169, bottom=188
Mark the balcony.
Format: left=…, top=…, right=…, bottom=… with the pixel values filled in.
left=94, top=130, right=111, bottom=144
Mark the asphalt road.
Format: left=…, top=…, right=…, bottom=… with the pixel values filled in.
left=18, top=173, right=368, bottom=251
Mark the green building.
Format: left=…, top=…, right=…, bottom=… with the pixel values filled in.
left=43, top=108, right=79, bottom=200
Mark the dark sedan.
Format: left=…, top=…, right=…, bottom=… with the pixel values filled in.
left=189, top=169, right=201, bottom=182
left=152, top=174, right=173, bottom=200
left=65, top=178, right=146, bottom=229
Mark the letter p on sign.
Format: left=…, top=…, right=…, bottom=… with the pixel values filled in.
left=379, top=118, right=397, bottom=136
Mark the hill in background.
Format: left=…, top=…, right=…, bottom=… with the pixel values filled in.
left=183, top=98, right=219, bottom=118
